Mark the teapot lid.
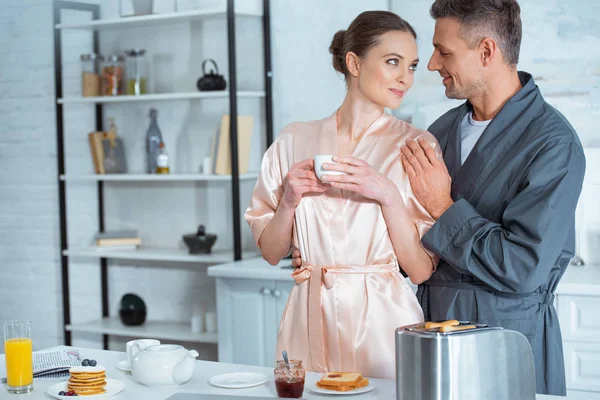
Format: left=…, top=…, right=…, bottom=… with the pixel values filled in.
left=145, top=344, right=183, bottom=353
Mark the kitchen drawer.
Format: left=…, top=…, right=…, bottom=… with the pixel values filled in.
left=564, top=341, right=600, bottom=392
left=558, top=295, right=600, bottom=342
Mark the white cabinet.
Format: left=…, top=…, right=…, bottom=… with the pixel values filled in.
left=557, top=291, right=600, bottom=397
left=215, top=277, right=293, bottom=367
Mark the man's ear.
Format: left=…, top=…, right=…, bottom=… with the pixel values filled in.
left=480, top=37, right=496, bottom=66
left=346, top=51, right=361, bottom=77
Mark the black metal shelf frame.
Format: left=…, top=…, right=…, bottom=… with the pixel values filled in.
left=52, top=0, right=273, bottom=348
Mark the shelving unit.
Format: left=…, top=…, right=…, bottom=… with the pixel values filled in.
left=66, top=318, right=218, bottom=344
left=60, top=172, right=259, bottom=182
left=55, top=8, right=262, bottom=31
left=53, top=0, right=273, bottom=349
left=64, top=247, right=260, bottom=264
left=58, top=90, right=265, bottom=104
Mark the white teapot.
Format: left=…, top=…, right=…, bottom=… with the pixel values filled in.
left=131, top=344, right=199, bottom=386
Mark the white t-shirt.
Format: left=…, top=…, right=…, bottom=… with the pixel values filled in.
left=460, top=112, right=491, bottom=165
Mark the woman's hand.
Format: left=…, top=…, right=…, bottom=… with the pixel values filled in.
left=281, top=159, right=329, bottom=209
left=321, top=155, right=399, bottom=206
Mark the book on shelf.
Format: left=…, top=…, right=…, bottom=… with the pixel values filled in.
left=94, top=230, right=141, bottom=248
left=96, top=237, right=141, bottom=247
left=92, top=244, right=139, bottom=251
left=212, top=115, right=254, bottom=175
left=95, top=230, right=138, bottom=240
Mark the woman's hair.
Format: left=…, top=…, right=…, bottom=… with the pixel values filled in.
left=329, top=11, right=417, bottom=79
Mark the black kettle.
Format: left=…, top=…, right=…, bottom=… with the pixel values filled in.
left=196, top=59, right=227, bottom=91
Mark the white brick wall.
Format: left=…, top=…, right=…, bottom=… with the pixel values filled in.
left=0, top=0, right=598, bottom=357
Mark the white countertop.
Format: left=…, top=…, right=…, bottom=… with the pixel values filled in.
left=0, top=346, right=563, bottom=399
left=208, top=257, right=600, bottom=295
left=208, top=257, right=295, bottom=281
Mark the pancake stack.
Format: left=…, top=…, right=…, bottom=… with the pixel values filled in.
left=67, top=366, right=107, bottom=396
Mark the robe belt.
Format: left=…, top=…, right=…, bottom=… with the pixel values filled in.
left=424, top=279, right=555, bottom=305
left=291, top=261, right=398, bottom=372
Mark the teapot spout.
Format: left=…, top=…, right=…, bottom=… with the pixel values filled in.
left=172, top=349, right=199, bottom=384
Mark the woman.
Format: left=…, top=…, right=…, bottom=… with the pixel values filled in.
left=244, top=11, right=441, bottom=379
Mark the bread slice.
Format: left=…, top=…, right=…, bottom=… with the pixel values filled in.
left=318, top=372, right=363, bottom=387
left=317, top=377, right=370, bottom=392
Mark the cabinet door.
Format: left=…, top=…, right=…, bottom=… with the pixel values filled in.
left=558, top=294, right=600, bottom=342
left=263, top=281, right=295, bottom=367
left=564, top=341, right=600, bottom=392
left=215, top=278, right=276, bottom=367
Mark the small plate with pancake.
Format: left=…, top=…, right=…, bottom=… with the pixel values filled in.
left=47, top=378, right=125, bottom=399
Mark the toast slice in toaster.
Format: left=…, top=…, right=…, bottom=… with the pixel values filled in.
left=318, top=372, right=363, bottom=387
left=317, top=377, right=369, bottom=391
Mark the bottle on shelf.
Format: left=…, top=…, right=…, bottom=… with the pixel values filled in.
left=146, top=108, right=164, bottom=174
left=156, top=142, right=170, bottom=174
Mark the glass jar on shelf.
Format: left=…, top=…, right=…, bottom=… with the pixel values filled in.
left=80, top=53, right=103, bottom=97
left=102, top=54, right=125, bottom=96
left=125, top=49, right=148, bottom=95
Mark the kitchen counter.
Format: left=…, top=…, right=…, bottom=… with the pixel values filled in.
left=0, top=346, right=563, bottom=399
left=208, top=257, right=295, bottom=281
left=208, top=257, right=600, bottom=294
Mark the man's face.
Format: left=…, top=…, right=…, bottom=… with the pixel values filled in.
left=427, top=17, right=484, bottom=100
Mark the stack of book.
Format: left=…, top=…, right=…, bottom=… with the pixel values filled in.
left=94, top=230, right=141, bottom=250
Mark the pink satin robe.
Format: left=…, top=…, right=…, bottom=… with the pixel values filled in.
left=244, top=111, right=441, bottom=379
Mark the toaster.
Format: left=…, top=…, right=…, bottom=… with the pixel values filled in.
left=395, top=321, right=536, bottom=400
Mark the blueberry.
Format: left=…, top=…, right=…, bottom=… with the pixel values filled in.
left=89, top=359, right=97, bottom=367
left=58, top=391, right=66, bottom=396
left=81, top=359, right=89, bottom=366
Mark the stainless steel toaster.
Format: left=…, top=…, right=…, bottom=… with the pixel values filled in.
left=395, top=322, right=536, bottom=400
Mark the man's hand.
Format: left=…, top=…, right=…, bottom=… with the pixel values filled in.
left=291, top=248, right=302, bottom=268
left=401, top=138, right=453, bottom=219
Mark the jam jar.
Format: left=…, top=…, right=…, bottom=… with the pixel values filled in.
left=274, top=360, right=305, bottom=398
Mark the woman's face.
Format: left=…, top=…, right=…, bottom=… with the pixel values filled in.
left=351, top=30, right=419, bottom=109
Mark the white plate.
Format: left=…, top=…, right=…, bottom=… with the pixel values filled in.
left=47, top=378, right=126, bottom=399
left=309, top=383, right=374, bottom=395
left=208, top=372, right=268, bottom=389
left=115, top=360, right=131, bottom=372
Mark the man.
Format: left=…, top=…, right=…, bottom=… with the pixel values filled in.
left=293, top=0, right=585, bottom=395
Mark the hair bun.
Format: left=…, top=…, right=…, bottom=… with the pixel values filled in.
left=329, top=29, right=346, bottom=74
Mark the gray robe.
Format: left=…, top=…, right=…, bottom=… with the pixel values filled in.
left=416, top=72, right=586, bottom=396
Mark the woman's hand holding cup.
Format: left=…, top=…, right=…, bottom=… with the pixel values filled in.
left=281, top=158, right=329, bottom=209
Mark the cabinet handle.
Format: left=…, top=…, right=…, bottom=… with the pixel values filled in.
left=272, top=289, right=282, bottom=298
left=260, top=287, right=272, bottom=296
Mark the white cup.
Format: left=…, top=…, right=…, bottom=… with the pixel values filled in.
left=314, top=155, right=347, bottom=182
left=205, top=311, right=217, bottom=334
left=191, top=315, right=204, bottom=333
left=202, top=157, right=212, bottom=175
left=126, top=339, right=160, bottom=366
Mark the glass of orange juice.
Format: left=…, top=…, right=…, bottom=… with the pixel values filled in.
left=3, top=320, right=33, bottom=394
